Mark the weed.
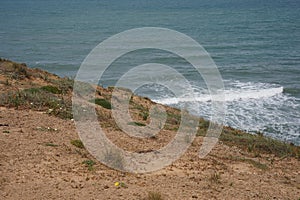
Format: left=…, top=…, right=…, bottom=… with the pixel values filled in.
left=114, top=181, right=127, bottom=188
left=45, top=143, right=58, bottom=147
left=131, top=102, right=146, bottom=111
left=145, top=191, right=164, bottom=200
left=140, top=111, right=149, bottom=121
left=82, top=159, right=96, bottom=171
left=247, top=143, right=254, bottom=152
left=42, top=74, right=49, bottom=81
left=199, top=119, right=209, bottom=129
left=2, top=130, right=10, bottom=134
left=71, top=139, right=85, bottom=149
left=247, top=159, right=267, bottom=170
left=166, top=112, right=180, bottom=125
left=164, top=124, right=179, bottom=131
left=210, top=171, right=221, bottom=184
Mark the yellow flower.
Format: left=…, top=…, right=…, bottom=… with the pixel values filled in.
left=114, top=182, right=120, bottom=187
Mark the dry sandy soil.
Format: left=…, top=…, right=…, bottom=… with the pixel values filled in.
left=0, top=59, right=299, bottom=199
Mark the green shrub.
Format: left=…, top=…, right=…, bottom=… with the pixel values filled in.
left=50, top=78, right=74, bottom=94
left=90, top=98, right=112, bottom=109
left=41, top=85, right=62, bottom=94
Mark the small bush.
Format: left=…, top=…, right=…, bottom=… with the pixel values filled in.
left=11, top=64, right=30, bottom=79
left=41, top=85, right=62, bottom=94
left=90, top=98, right=112, bottom=109
left=50, top=78, right=74, bottom=94
left=71, top=139, right=84, bottom=149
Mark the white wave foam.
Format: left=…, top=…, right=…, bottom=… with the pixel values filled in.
left=155, top=86, right=283, bottom=104
left=150, top=80, right=299, bottom=145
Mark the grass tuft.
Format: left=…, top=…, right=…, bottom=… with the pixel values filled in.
left=128, top=121, right=146, bottom=126
left=145, top=191, right=164, bottom=200
left=226, top=155, right=268, bottom=170
left=45, top=143, right=58, bottom=147
left=210, top=171, right=221, bottom=184
left=82, top=159, right=96, bottom=171
left=71, top=139, right=84, bottom=149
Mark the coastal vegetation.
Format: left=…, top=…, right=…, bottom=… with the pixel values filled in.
left=0, top=59, right=299, bottom=160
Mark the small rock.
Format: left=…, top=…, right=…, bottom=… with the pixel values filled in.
left=104, top=185, right=109, bottom=189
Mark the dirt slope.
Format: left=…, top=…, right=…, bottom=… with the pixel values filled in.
left=0, top=59, right=299, bottom=199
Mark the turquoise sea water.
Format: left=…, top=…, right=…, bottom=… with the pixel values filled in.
left=1, top=0, right=299, bottom=144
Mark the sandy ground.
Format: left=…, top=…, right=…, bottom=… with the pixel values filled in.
left=0, top=59, right=299, bottom=199
left=0, top=107, right=299, bottom=200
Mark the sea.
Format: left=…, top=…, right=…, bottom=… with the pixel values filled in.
left=0, top=0, right=299, bottom=145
